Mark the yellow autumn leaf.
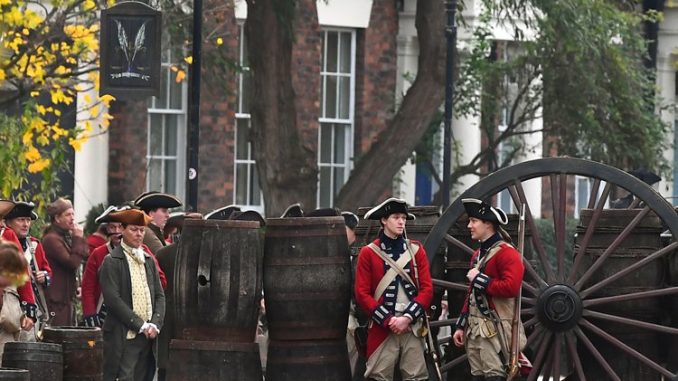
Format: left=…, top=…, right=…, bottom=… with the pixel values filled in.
left=22, top=132, right=33, bottom=145
left=99, top=94, right=116, bottom=104
left=28, top=158, right=50, bottom=173
left=175, top=69, right=186, bottom=83
left=217, top=38, right=223, bottom=46
left=184, top=56, right=193, bottom=64
left=24, top=146, right=40, bottom=162
left=89, top=105, right=99, bottom=118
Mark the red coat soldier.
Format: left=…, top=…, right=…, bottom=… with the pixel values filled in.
left=354, top=198, right=433, bottom=380
left=452, top=198, right=526, bottom=381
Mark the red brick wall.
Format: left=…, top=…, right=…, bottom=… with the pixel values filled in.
left=196, top=2, right=239, bottom=212
left=354, top=0, right=398, bottom=156
left=108, top=99, right=148, bottom=205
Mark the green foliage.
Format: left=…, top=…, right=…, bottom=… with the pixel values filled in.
left=454, top=0, right=669, bottom=180
left=83, top=203, right=106, bottom=236
left=0, top=111, right=65, bottom=210
left=532, top=218, right=579, bottom=275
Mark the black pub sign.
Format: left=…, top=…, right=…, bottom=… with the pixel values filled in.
left=100, top=2, right=162, bottom=99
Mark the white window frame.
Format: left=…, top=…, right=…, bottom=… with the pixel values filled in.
left=233, top=22, right=263, bottom=212
left=146, top=48, right=187, bottom=201
left=317, top=28, right=356, bottom=207
left=574, top=176, right=608, bottom=218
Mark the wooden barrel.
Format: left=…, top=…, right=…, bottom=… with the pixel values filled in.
left=2, top=342, right=62, bottom=381
left=167, top=339, right=263, bottom=381
left=266, top=339, right=351, bottom=381
left=576, top=209, right=664, bottom=320
left=175, top=219, right=263, bottom=342
left=0, top=368, right=29, bottom=381
left=576, top=209, right=663, bottom=381
left=41, top=327, right=102, bottom=381
left=264, top=217, right=351, bottom=341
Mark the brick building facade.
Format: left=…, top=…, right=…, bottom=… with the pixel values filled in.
left=103, top=0, right=398, bottom=214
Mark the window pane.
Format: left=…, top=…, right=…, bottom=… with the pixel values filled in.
left=240, top=70, right=251, bottom=114
left=338, top=77, right=350, bottom=120
left=156, top=67, right=168, bottom=109
left=251, top=164, right=261, bottom=205
left=235, top=163, right=248, bottom=204
left=339, top=33, right=351, bottom=73
left=165, top=159, right=177, bottom=194
left=150, top=115, right=163, bottom=156
left=577, top=178, right=588, bottom=212
left=333, top=167, right=344, bottom=196
left=148, top=159, right=162, bottom=191
left=320, top=124, right=332, bottom=163
left=164, top=115, right=178, bottom=156
left=325, top=76, right=337, bottom=118
left=169, top=73, right=183, bottom=109
left=236, top=118, right=250, bottom=160
left=319, top=166, right=331, bottom=207
left=326, top=32, right=338, bottom=73
left=333, top=124, right=346, bottom=164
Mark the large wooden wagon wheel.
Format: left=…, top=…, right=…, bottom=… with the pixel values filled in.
left=423, top=157, right=678, bottom=381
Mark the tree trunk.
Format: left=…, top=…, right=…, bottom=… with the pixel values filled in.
left=335, top=0, right=446, bottom=209
left=245, top=0, right=319, bottom=217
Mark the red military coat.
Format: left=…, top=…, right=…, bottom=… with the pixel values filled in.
left=27, top=237, right=53, bottom=278
left=458, top=241, right=524, bottom=321
left=86, top=234, right=107, bottom=255
left=354, top=238, right=433, bottom=358
left=2, top=228, right=36, bottom=307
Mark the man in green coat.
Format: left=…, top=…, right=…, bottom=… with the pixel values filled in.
left=99, top=209, right=165, bottom=381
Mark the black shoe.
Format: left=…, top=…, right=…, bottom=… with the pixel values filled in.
left=471, top=377, right=484, bottom=381
left=484, top=377, right=505, bottom=381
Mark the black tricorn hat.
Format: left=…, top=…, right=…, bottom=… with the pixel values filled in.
left=364, top=197, right=415, bottom=221
left=134, top=191, right=182, bottom=212
left=5, top=201, right=38, bottom=221
left=230, top=210, right=266, bottom=226
left=280, top=203, right=304, bottom=218
left=204, top=205, right=241, bottom=221
left=462, top=198, right=508, bottom=225
left=306, top=208, right=340, bottom=217
left=95, top=205, right=131, bottom=224
left=342, top=211, right=359, bottom=230
left=629, top=168, right=661, bottom=186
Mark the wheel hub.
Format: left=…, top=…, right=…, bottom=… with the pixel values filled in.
left=536, top=284, right=582, bottom=332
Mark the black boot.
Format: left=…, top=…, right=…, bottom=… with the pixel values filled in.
left=484, top=377, right=505, bottom=381
left=471, top=376, right=484, bottom=381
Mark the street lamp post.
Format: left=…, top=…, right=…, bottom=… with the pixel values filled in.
left=441, top=0, right=457, bottom=209
left=186, top=0, right=202, bottom=212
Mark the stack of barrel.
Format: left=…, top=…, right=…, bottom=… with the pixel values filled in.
left=168, top=219, right=265, bottom=381
left=2, top=326, right=103, bottom=381
left=264, top=215, right=352, bottom=381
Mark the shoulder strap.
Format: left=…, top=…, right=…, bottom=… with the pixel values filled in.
left=368, top=243, right=417, bottom=287
left=475, top=240, right=505, bottom=270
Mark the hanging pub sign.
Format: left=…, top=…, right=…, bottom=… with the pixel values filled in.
left=100, top=1, right=162, bottom=99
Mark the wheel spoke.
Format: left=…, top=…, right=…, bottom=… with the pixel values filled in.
left=521, top=307, right=535, bottom=316
left=522, top=256, right=549, bottom=289
left=526, top=324, right=544, bottom=346
left=444, top=234, right=475, bottom=256
left=526, top=331, right=553, bottom=381
left=574, top=206, right=651, bottom=291
left=541, top=341, right=556, bottom=381
left=432, top=278, right=468, bottom=292
left=568, top=182, right=611, bottom=283
left=556, top=174, right=567, bottom=281
left=565, top=331, right=586, bottom=381
left=628, top=196, right=642, bottom=209
left=586, top=178, right=601, bottom=209
left=580, top=241, right=678, bottom=298
left=522, top=296, right=536, bottom=306
left=551, top=332, right=562, bottom=381
left=579, top=318, right=677, bottom=379
left=509, top=182, right=556, bottom=283
left=584, top=286, right=678, bottom=308
left=439, top=353, right=467, bottom=373
left=583, top=309, right=678, bottom=335
left=523, top=315, right=540, bottom=328
left=522, top=280, right=538, bottom=296
left=573, top=326, right=622, bottom=381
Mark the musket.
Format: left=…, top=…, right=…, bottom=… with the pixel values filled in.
left=506, top=204, right=526, bottom=381
left=406, top=240, right=443, bottom=381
